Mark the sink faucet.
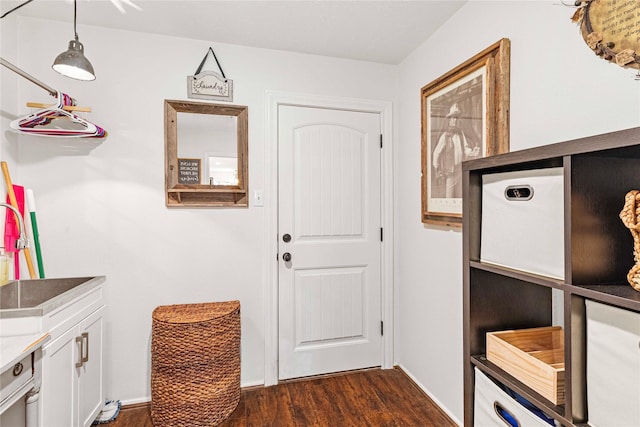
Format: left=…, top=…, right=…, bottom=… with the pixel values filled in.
left=0, top=202, right=28, bottom=250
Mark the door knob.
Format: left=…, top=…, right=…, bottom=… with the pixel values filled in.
left=282, top=252, right=292, bottom=262
left=283, top=233, right=291, bottom=242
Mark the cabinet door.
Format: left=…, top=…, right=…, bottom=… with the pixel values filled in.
left=41, top=326, right=78, bottom=427
left=77, top=307, right=104, bottom=427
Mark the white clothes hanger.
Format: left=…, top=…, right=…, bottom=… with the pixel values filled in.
left=1, top=58, right=107, bottom=138
left=10, top=90, right=107, bottom=138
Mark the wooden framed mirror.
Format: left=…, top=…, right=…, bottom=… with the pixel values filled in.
left=164, top=100, right=248, bottom=207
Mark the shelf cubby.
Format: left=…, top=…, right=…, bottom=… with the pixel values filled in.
left=463, top=127, right=640, bottom=427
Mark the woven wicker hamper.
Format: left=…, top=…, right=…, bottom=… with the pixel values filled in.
left=151, top=301, right=240, bottom=426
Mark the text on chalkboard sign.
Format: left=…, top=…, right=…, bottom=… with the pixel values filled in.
left=178, top=158, right=201, bottom=184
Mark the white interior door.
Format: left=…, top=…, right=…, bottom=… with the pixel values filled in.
left=278, top=105, right=382, bottom=380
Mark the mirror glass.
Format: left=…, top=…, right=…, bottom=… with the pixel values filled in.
left=177, top=113, right=238, bottom=185
left=164, top=100, right=248, bottom=207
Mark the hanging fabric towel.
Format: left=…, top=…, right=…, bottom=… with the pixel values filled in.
left=4, top=185, right=25, bottom=279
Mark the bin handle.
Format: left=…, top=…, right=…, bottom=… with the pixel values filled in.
left=504, top=185, right=534, bottom=201
left=493, top=401, right=520, bottom=426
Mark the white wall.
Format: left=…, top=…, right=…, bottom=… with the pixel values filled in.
left=0, top=15, right=397, bottom=404
left=1, top=13, right=19, bottom=181
left=396, top=1, right=640, bottom=423
left=3, top=1, right=639, bottom=423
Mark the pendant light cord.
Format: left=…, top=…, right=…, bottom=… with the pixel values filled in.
left=0, top=0, right=35, bottom=19
left=3, top=0, right=79, bottom=42
left=73, top=0, right=79, bottom=41
left=0, top=0, right=57, bottom=94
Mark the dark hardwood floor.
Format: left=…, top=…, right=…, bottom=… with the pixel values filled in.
left=111, top=368, right=456, bottom=426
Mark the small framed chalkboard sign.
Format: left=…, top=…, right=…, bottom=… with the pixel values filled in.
left=177, top=158, right=201, bottom=184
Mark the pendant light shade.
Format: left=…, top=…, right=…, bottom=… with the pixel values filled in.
left=52, top=37, right=95, bottom=81
left=52, top=0, right=95, bottom=81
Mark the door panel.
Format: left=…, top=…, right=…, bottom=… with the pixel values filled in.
left=78, top=307, right=104, bottom=427
left=278, top=105, right=381, bottom=380
left=41, top=327, right=77, bottom=427
left=294, top=267, right=365, bottom=344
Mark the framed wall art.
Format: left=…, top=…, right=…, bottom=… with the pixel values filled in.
left=421, top=38, right=510, bottom=227
left=572, top=0, right=640, bottom=75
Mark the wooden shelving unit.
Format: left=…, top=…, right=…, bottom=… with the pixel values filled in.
left=462, top=127, right=640, bottom=426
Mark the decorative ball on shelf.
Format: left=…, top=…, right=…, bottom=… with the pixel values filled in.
left=619, top=190, right=640, bottom=292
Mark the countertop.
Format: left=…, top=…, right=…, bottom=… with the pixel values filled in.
left=0, top=276, right=106, bottom=319
left=0, top=333, right=49, bottom=374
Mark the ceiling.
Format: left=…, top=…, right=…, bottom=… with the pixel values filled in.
left=2, top=0, right=466, bottom=64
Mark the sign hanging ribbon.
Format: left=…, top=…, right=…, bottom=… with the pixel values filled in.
left=194, top=47, right=226, bottom=81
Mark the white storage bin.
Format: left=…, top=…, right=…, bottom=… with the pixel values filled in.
left=481, top=168, right=564, bottom=279
left=474, top=367, right=553, bottom=427
left=586, top=300, right=640, bottom=427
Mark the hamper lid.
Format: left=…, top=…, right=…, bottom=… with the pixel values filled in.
left=152, top=300, right=240, bottom=324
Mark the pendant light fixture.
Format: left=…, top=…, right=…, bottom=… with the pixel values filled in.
left=52, top=0, right=95, bottom=81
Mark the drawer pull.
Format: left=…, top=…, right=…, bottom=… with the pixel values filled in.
left=12, top=362, right=23, bottom=376
left=493, top=401, right=520, bottom=426
left=75, top=336, right=84, bottom=367
left=81, top=332, right=89, bottom=364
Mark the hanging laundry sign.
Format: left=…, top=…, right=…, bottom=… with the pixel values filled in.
left=187, top=47, right=233, bottom=102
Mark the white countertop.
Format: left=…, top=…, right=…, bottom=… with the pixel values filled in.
left=1, top=333, right=49, bottom=373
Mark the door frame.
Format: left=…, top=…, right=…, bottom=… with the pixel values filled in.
left=264, top=90, right=394, bottom=386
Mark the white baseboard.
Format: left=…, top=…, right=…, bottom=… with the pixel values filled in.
left=118, top=396, right=150, bottom=407
left=118, top=380, right=266, bottom=407
left=396, top=364, right=462, bottom=427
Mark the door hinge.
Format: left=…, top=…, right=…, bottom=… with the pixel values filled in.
left=380, top=134, right=383, bottom=148
left=380, top=321, right=384, bottom=336
left=380, top=227, right=383, bottom=242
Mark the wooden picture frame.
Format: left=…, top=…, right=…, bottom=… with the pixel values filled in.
left=421, top=38, right=510, bottom=227
left=165, top=100, right=249, bottom=207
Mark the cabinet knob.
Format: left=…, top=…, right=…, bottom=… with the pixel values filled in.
left=12, top=362, right=23, bottom=376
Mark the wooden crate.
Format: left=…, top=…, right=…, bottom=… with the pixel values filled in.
left=486, top=326, right=565, bottom=405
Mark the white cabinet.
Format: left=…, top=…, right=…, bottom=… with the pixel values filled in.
left=40, top=306, right=104, bottom=427
left=0, top=334, right=48, bottom=427
left=0, top=276, right=105, bottom=427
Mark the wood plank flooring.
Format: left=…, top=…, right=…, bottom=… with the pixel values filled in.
left=111, top=368, right=456, bottom=426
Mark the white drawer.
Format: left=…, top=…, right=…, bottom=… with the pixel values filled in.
left=586, top=300, right=640, bottom=427
left=0, top=353, right=32, bottom=404
left=481, top=168, right=564, bottom=279
left=474, top=368, right=553, bottom=427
